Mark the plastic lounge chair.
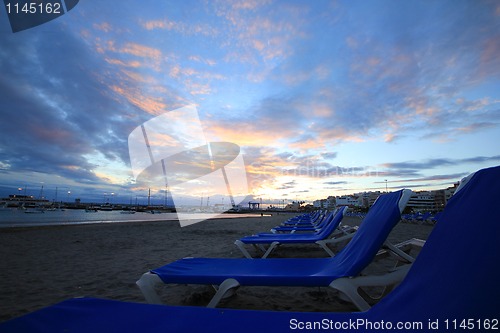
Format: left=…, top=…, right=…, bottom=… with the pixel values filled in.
left=280, top=210, right=324, bottom=226
left=268, top=207, right=356, bottom=236
left=233, top=207, right=347, bottom=258
left=136, top=189, right=412, bottom=307
left=283, top=210, right=320, bottom=221
left=258, top=210, right=336, bottom=234
left=266, top=210, right=327, bottom=232
left=2, top=166, right=499, bottom=332
left=268, top=210, right=336, bottom=235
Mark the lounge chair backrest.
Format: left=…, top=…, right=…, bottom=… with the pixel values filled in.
left=315, top=206, right=346, bottom=237
left=321, top=189, right=411, bottom=277
left=308, top=209, right=334, bottom=230
left=372, top=165, right=500, bottom=320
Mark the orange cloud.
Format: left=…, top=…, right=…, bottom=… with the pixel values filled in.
left=111, top=85, right=167, bottom=115
left=120, top=43, right=161, bottom=60
left=317, top=127, right=366, bottom=143
left=169, top=65, right=198, bottom=78
left=288, top=138, right=325, bottom=151
left=93, top=22, right=112, bottom=33
left=205, top=122, right=292, bottom=147
left=142, top=19, right=175, bottom=31
left=105, top=58, right=142, bottom=68
left=187, top=81, right=211, bottom=95
left=141, top=18, right=218, bottom=36
left=189, top=55, right=217, bottom=66
left=479, top=35, right=500, bottom=78
left=232, top=0, right=270, bottom=10
left=384, top=133, right=396, bottom=143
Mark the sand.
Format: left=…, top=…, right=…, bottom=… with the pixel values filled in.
left=0, top=213, right=434, bottom=322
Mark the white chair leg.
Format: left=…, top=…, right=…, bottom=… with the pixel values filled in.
left=261, top=241, right=279, bottom=259
left=317, top=232, right=356, bottom=257
left=234, top=240, right=254, bottom=259
left=256, top=244, right=267, bottom=252
left=317, top=240, right=336, bottom=257
left=136, top=272, right=164, bottom=304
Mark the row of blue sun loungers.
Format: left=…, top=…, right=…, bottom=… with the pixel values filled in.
left=350, top=210, right=440, bottom=225
left=2, top=165, right=499, bottom=333
left=401, top=212, right=439, bottom=225
left=136, top=188, right=418, bottom=307
left=234, top=206, right=354, bottom=258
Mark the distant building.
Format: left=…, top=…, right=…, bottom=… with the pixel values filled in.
left=407, top=191, right=435, bottom=212
left=336, top=195, right=362, bottom=207
left=313, top=197, right=336, bottom=209
left=407, top=182, right=459, bottom=213
left=432, top=182, right=459, bottom=211
left=360, top=191, right=382, bottom=207
left=1, top=194, right=50, bottom=208
left=314, top=182, right=459, bottom=214
left=284, top=202, right=300, bottom=211
left=313, top=199, right=327, bottom=209
left=326, top=196, right=336, bottom=209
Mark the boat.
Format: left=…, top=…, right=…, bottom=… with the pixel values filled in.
left=100, top=203, right=113, bottom=211
left=25, top=207, right=45, bottom=214
left=0, top=202, right=10, bottom=211
left=85, top=206, right=99, bottom=212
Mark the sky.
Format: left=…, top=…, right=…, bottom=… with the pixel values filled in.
left=0, top=0, right=499, bottom=206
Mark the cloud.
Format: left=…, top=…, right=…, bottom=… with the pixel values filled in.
left=93, top=22, right=112, bottom=33
left=1, top=1, right=499, bottom=202
left=276, top=180, right=296, bottom=190
left=0, top=26, right=142, bottom=190
left=383, top=156, right=500, bottom=171
left=140, top=18, right=219, bottom=37
left=320, top=152, right=338, bottom=160
left=376, top=173, right=469, bottom=184
left=120, top=42, right=161, bottom=59
left=252, top=2, right=500, bottom=146
left=323, top=181, right=348, bottom=185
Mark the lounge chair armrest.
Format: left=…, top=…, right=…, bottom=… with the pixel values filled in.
left=136, top=272, right=164, bottom=304
left=329, top=265, right=411, bottom=311
left=321, top=232, right=355, bottom=244
left=316, top=232, right=356, bottom=257
left=382, top=238, right=426, bottom=263
left=208, top=278, right=241, bottom=308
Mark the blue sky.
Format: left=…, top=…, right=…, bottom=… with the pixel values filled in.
left=0, top=0, right=499, bottom=205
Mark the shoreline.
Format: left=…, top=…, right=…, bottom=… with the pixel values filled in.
left=0, top=214, right=433, bottom=322
left=0, top=211, right=278, bottom=229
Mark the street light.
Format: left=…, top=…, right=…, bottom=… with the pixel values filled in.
left=385, top=180, right=388, bottom=192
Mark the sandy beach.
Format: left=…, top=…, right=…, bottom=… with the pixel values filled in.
left=0, top=213, right=434, bottom=322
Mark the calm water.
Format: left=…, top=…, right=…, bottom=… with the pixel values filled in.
left=0, top=209, right=180, bottom=228
left=0, top=208, right=264, bottom=228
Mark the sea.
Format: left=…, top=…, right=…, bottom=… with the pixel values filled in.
left=0, top=208, right=266, bottom=228
left=0, top=208, right=182, bottom=228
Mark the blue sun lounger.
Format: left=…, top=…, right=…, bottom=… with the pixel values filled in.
left=280, top=210, right=324, bottom=226
left=283, top=209, right=322, bottom=222
left=2, top=166, right=499, bottom=333
left=267, top=209, right=346, bottom=233
left=234, top=207, right=349, bottom=258
left=136, top=189, right=412, bottom=306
